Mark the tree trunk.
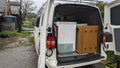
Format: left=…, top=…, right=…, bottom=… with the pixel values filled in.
left=18, top=0, right=22, bottom=32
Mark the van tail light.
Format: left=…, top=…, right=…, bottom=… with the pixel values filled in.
left=103, top=35, right=106, bottom=45
left=47, top=35, right=56, bottom=49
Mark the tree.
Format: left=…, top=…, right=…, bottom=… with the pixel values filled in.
left=22, top=0, right=36, bottom=21
left=97, top=1, right=107, bottom=18
left=18, top=0, right=22, bottom=32
left=17, top=0, right=36, bottom=32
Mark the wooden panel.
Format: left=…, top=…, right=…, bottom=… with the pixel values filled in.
left=76, top=26, right=99, bottom=54
left=76, top=26, right=83, bottom=53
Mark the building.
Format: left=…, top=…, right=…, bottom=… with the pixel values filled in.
left=0, top=0, right=21, bottom=31
left=10, top=1, right=21, bottom=29
left=0, top=0, right=7, bottom=31
left=10, top=1, right=20, bottom=15
left=0, top=0, right=7, bottom=13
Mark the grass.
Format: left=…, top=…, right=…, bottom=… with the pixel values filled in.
left=22, top=24, right=34, bottom=28
left=0, top=35, right=34, bottom=51
left=16, top=31, right=30, bottom=37
left=0, top=31, right=30, bottom=38
left=22, top=20, right=34, bottom=28
left=0, top=30, right=34, bottom=51
left=0, top=31, right=16, bottom=37
left=0, top=31, right=31, bottom=50
left=26, top=18, right=36, bottom=22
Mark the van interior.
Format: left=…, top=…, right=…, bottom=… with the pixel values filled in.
left=53, top=4, right=104, bottom=65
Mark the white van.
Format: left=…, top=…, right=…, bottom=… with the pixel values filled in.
left=34, top=0, right=106, bottom=68
left=104, top=0, right=120, bottom=55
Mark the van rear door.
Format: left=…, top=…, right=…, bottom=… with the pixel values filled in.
left=104, top=0, right=120, bottom=55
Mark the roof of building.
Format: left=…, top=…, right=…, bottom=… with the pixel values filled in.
left=0, top=0, right=7, bottom=12
left=10, top=1, right=20, bottom=6
left=10, top=1, right=20, bottom=15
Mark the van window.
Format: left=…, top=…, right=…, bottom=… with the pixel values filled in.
left=54, top=4, right=102, bottom=26
left=36, top=17, right=40, bottom=27
left=111, top=5, right=120, bottom=25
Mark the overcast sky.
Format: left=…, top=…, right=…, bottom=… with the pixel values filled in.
left=11, top=0, right=115, bottom=11
left=33, top=0, right=115, bottom=11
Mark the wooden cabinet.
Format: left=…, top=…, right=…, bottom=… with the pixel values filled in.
left=76, top=26, right=99, bottom=54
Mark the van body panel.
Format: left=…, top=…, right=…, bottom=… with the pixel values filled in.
left=104, top=0, right=120, bottom=55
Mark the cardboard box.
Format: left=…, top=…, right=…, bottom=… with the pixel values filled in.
left=76, top=26, right=99, bottom=54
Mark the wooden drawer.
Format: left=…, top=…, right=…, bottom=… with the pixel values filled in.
left=76, top=26, right=99, bottom=54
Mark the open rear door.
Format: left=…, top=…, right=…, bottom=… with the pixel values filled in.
left=38, top=0, right=53, bottom=68
left=104, top=0, right=120, bottom=55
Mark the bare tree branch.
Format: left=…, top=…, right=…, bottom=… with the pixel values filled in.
left=22, top=0, right=36, bottom=21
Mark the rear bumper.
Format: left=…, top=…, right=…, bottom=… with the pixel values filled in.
left=46, top=58, right=105, bottom=68
left=58, top=54, right=104, bottom=66
left=46, top=56, right=105, bottom=68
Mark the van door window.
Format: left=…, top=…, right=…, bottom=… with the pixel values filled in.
left=111, top=5, right=120, bottom=25
left=36, top=17, right=40, bottom=27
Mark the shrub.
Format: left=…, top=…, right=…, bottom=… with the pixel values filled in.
left=105, top=51, right=120, bottom=68
left=0, top=31, right=17, bottom=38
left=0, top=31, right=30, bottom=38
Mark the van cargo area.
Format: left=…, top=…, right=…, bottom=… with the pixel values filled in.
left=53, top=4, right=103, bottom=65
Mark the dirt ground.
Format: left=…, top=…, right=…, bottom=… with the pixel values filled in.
left=0, top=36, right=38, bottom=68
left=0, top=46, right=37, bottom=68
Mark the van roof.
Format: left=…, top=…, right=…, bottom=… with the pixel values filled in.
left=54, top=0, right=98, bottom=5
left=54, top=0, right=98, bottom=8
left=38, top=0, right=98, bottom=14
left=106, top=0, right=120, bottom=7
